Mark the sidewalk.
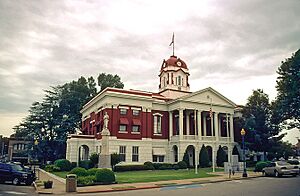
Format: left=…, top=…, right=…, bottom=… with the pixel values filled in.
left=36, top=169, right=262, bottom=194
left=34, top=168, right=66, bottom=195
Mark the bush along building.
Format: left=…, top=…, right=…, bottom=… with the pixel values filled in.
left=66, top=54, right=242, bottom=167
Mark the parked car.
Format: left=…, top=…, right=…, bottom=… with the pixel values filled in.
left=0, top=162, right=36, bottom=185
left=287, top=159, right=300, bottom=174
left=262, top=161, right=299, bottom=177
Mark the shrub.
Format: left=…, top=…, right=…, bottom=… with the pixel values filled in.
left=95, top=169, right=115, bottom=184
left=79, top=160, right=93, bottom=169
left=183, top=151, right=190, bottom=167
left=77, top=176, right=96, bottom=186
left=71, top=162, right=77, bottom=169
left=173, top=164, right=179, bottom=170
left=45, top=164, right=61, bottom=172
left=144, top=162, right=155, bottom=170
left=255, top=161, right=271, bottom=172
left=54, top=159, right=72, bottom=171
left=90, top=153, right=99, bottom=167
left=87, top=168, right=100, bottom=176
left=152, top=163, right=173, bottom=170
left=111, top=153, right=121, bottom=170
left=159, top=163, right=173, bottom=170
left=114, top=165, right=147, bottom=172
left=216, top=146, right=227, bottom=167
left=177, top=161, right=188, bottom=169
left=199, top=145, right=210, bottom=167
left=69, top=167, right=88, bottom=176
left=246, top=160, right=257, bottom=167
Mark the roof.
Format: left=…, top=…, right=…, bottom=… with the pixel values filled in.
left=160, top=55, right=188, bottom=71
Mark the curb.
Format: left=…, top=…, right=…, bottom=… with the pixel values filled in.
left=77, top=175, right=263, bottom=194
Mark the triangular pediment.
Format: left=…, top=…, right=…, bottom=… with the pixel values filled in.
left=177, top=87, right=236, bottom=107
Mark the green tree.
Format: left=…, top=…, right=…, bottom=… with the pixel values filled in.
left=14, top=76, right=97, bottom=163
left=242, top=89, right=278, bottom=153
left=97, top=73, right=124, bottom=92
left=182, top=150, right=190, bottom=167
left=111, top=153, right=121, bottom=171
left=273, top=49, right=300, bottom=129
left=216, top=146, right=227, bottom=167
left=90, top=153, right=99, bottom=167
left=199, top=145, right=209, bottom=168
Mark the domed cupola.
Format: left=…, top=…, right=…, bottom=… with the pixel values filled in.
left=159, top=55, right=190, bottom=98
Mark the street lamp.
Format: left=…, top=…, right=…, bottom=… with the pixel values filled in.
left=33, top=139, right=39, bottom=177
left=241, top=128, right=248, bottom=177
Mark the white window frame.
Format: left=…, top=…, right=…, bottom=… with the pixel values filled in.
left=119, top=124, right=127, bottom=132
left=119, top=146, right=126, bottom=162
left=153, top=113, right=163, bottom=135
left=132, top=146, right=139, bottom=162
left=132, top=125, right=140, bottom=133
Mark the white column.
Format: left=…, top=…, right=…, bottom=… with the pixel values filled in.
left=203, top=113, right=207, bottom=136
left=197, top=110, right=202, bottom=140
left=228, top=147, right=232, bottom=164
left=179, top=109, right=184, bottom=140
left=169, top=111, right=173, bottom=140
left=214, top=112, right=219, bottom=141
left=186, top=111, right=190, bottom=135
left=230, top=114, right=234, bottom=142
left=211, top=113, right=214, bottom=136
left=226, top=113, right=229, bottom=137
left=195, top=148, right=199, bottom=174
left=212, top=148, right=216, bottom=172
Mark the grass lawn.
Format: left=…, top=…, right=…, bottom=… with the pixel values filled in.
left=51, top=168, right=223, bottom=184
left=115, top=168, right=221, bottom=183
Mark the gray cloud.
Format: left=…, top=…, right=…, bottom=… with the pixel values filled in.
left=0, top=0, right=300, bottom=136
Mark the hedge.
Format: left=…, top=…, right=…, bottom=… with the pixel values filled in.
left=255, top=161, right=271, bottom=172
left=79, top=160, right=93, bottom=169
left=177, top=161, right=188, bottom=169
left=114, top=165, right=147, bottom=172
left=95, top=169, right=115, bottom=183
left=77, top=176, right=96, bottom=186
left=87, top=168, right=100, bottom=176
left=54, top=159, right=72, bottom=171
left=144, top=161, right=155, bottom=170
left=69, top=167, right=88, bottom=176
left=44, top=164, right=60, bottom=172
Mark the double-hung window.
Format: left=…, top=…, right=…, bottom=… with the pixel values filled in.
left=153, top=114, right=162, bottom=134
left=132, top=146, right=139, bottom=162
left=119, top=146, right=126, bottom=162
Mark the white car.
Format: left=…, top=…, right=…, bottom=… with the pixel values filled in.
left=262, top=161, right=299, bottom=177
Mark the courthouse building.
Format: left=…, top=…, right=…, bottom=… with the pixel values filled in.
left=66, top=55, right=240, bottom=167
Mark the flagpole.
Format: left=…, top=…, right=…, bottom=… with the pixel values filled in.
left=173, top=33, right=175, bottom=56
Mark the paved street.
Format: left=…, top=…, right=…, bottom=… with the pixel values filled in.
left=78, top=176, right=300, bottom=196
left=0, top=183, right=37, bottom=196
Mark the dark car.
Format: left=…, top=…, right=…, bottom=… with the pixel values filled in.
left=0, top=162, right=35, bottom=185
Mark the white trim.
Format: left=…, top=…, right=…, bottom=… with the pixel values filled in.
left=131, top=107, right=142, bottom=110
left=119, top=106, right=130, bottom=109
left=152, top=113, right=163, bottom=117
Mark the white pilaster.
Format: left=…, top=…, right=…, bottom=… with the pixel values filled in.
left=179, top=109, right=184, bottom=140
left=230, top=114, right=234, bottom=142
left=169, top=111, right=173, bottom=140
left=212, top=148, right=216, bottom=172
left=214, top=112, right=219, bottom=141
left=197, top=110, right=202, bottom=139
left=226, top=114, right=229, bottom=137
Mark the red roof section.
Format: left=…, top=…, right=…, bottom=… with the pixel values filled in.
left=160, top=55, right=188, bottom=71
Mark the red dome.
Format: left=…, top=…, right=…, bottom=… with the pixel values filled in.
left=161, top=56, right=188, bottom=71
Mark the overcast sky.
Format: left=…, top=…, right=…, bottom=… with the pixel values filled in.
left=0, top=0, right=299, bottom=143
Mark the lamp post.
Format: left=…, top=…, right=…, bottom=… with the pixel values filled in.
left=34, top=139, right=39, bottom=177
left=241, top=128, right=248, bottom=177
